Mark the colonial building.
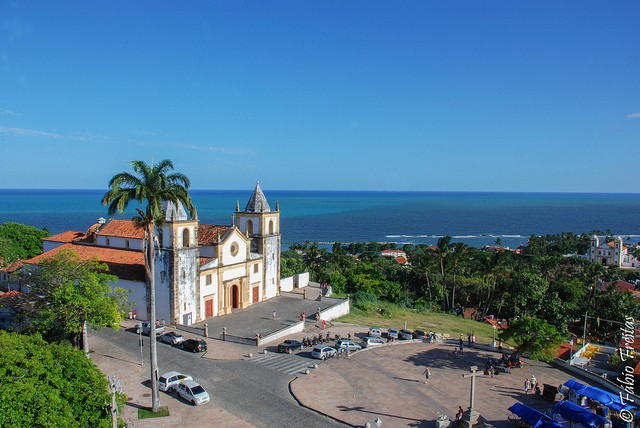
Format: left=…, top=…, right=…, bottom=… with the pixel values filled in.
left=21, top=183, right=281, bottom=326
left=587, top=235, right=639, bottom=268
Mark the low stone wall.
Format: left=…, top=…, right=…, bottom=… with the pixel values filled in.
left=320, top=298, right=350, bottom=322
left=257, top=321, right=305, bottom=346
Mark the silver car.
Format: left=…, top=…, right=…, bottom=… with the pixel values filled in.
left=361, top=336, right=386, bottom=348
left=158, top=371, right=193, bottom=392
left=335, top=339, right=362, bottom=352
left=176, top=379, right=210, bottom=406
left=311, top=345, right=337, bottom=360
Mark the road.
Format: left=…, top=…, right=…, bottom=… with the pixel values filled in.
left=92, top=326, right=348, bottom=427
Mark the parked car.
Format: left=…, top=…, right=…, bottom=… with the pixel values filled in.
left=398, top=329, right=414, bottom=340
left=311, top=345, right=337, bottom=360
left=335, top=339, right=362, bottom=352
left=159, top=331, right=185, bottom=345
left=387, top=328, right=399, bottom=340
left=181, top=338, right=207, bottom=353
left=138, top=321, right=165, bottom=336
left=368, top=327, right=382, bottom=338
left=361, top=336, right=386, bottom=348
left=413, top=329, right=427, bottom=339
left=277, top=339, right=304, bottom=354
left=176, top=379, right=210, bottom=406
left=158, top=371, right=192, bottom=392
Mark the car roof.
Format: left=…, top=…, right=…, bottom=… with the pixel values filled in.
left=181, top=379, right=201, bottom=388
left=314, top=345, right=333, bottom=350
left=160, top=371, right=183, bottom=378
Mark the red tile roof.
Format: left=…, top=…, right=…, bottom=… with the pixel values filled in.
left=44, top=231, right=87, bottom=243
left=25, top=243, right=145, bottom=282
left=0, top=260, right=24, bottom=273
left=198, top=225, right=230, bottom=246
left=395, top=256, right=408, bottom=265
left=96, top=220, right=145, bottom=239
left=0, top=290, right=21, bottom=299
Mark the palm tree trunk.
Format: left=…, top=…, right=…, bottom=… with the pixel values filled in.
left=145, top=224, right=161, bottom=412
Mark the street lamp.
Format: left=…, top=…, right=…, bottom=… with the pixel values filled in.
left=492, top=325, right=497, bottom=348
left=569, top=338, right=574, bottom=365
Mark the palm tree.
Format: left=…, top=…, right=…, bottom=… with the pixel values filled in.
left=102, top=160, right=195, bottom=413
left=435, top=236, right=452, bottom=310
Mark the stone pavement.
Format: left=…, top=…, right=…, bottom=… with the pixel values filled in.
left=291, top=338, right=576, bottom=428
left=92, top=316, right=586, bottom=428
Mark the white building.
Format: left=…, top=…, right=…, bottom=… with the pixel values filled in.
left=587, top=235, right=639, bottom=268
left=23, top=183, right=281, bottom=325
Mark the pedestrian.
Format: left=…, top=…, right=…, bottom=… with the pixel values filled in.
left=459, top=335, right=463, bottom=348
left=531, top=374, right=536, bottom=386
left=161, top=318, right=165, bottom=326
left=345, top=347, right=351, bottom=359
left=423, top=366, right=431, bottom=384
left=467, top=333, right=471, bottom=347
left=459, top=342, right=464, bottom=354
left=132, top=309, right=136, bottom=320
left=456, top=406, right=464, bottom=425
left=524, top=378, right=531, bottom=394
left=272, top=310, right=277, bottom=320
left=322, top=319, right=327, bottom=330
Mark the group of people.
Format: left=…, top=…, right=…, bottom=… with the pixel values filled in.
left=524, top=374, right=541, bottom=395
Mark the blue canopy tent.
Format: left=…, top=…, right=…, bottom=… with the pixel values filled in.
left=563, top=380, right=588, bottom=391
left=562, top=379, right=636, bottom=412
left=555, top=400, right=610, bottom=428
left=577, top=386, right=636, bottom=412
left=508, top=403, right=563, bottom=428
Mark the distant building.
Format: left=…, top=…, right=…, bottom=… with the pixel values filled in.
left=19, top=183, right=281, bottom=326
left=380, top=249, right=410, bottom=265
left=587, top=236, right=639, bottom=268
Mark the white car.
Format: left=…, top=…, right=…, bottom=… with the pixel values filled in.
left=311, top=345, right=337, bottom=360
left=159, top=331, right=185, bottom=345
left=158, top=371, right=193, bottom=392
left=335, top=339, right=362, bottom=352
left=176, top=379, right=210, bottom=406
left=361, top=336, right=386, bottom=348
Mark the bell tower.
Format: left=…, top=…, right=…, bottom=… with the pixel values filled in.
left=236, top=182, right=281, bottom=300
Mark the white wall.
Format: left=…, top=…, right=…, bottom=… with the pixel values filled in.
left=320, top=299, right=350, bottom=321
left=281, top=276, right=294, bottom=292
left=296, top=272, right=309, bottom=288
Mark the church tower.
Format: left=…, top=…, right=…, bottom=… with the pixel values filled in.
left=155, top=201, right=199, bottom=325
left=236, top=183, right=281, bottom=300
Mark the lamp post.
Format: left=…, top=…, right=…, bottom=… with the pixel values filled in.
left=569, top=338, right=574, bottom=365
left=492, top=325, right=497, bottom=348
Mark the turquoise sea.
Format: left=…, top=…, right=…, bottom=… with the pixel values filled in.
left=0, top=189, right=639, bottom=249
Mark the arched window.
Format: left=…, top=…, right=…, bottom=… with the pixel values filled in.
left=269, top=220, right=274, bottom=235
left=246, top=220, right=253, bottom=235
left=182, top=228, right=190, bottom=248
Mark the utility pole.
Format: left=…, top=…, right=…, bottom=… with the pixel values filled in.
left=139, top=328, right=144, bottom=366
left=107, top=376, right=123, bottom=428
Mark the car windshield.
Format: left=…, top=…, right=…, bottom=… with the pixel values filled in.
left=159, top=377, right=167, bottom=383
left=191, top=385, right=206, bottom=394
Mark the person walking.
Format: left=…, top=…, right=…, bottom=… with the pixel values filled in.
left=423, top=366, right=431, bottom=384
left=456, top=406, right=464, bottom=426
left=524, top=378, right=531, bottom=394
left=272, top=311, right=277, bottom=320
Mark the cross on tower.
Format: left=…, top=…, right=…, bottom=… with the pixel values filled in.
left=459, top=365, right=482, bottom=428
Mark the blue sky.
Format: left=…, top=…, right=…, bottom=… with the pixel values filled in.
left=1, top=2, right=638, bottom=192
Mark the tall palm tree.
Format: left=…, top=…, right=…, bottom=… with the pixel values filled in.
left=102, top=160, right=195, bottom=413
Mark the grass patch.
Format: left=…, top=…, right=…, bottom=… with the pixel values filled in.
left=138, top=406, right=170, bottom=419
left=337, top=304, right=498, bottom=344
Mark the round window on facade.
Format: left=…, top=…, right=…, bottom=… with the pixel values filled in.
left=230, top=242, right=239, bottom=256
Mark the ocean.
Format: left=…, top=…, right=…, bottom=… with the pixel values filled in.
left=1, top=189, right=639, bottom=249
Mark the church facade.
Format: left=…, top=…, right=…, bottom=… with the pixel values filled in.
left=24, top=183, right=281, bottom=325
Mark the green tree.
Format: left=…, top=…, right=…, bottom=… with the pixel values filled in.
left=19, top=249, right=128, bottom=352
left=0, top=331, right=114, bottom=427
left=102, top=159, right=194, bottom=413
left=500, top=317, right=565, bottom=361
left=0, top=222, right=50, bottom=266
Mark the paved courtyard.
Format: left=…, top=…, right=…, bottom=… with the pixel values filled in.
left=290, top=336, right=575, bottom=428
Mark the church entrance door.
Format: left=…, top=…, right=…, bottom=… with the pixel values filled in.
left=253, top=286, right=259, bottom=303
left=205, top=299, right=213, bottom=318
left=231, top=285, right=239, bottom=309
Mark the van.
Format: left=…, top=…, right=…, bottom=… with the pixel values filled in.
left=368, top=327, right=382, bottom=338
left=361, top=336, right=386, bottom=348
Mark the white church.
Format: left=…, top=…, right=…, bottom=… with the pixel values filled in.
left=23, top=183, right=281, bottom=325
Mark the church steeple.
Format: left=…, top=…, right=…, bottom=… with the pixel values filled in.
left=244, top=181, right=271, bottom=213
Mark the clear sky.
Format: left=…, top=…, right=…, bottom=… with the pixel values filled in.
left=1, top=2, right=638, bottom=192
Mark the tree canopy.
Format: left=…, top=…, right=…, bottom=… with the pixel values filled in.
left=12, top=249, right=128, bottom=348
left=0, top=222, right=49, bottom=266
left=499, top=317, right=565, bottom=361
left=0, top=330, right=112, bottom=427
